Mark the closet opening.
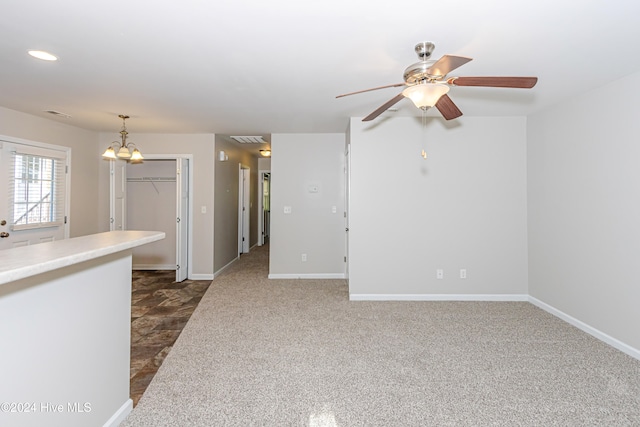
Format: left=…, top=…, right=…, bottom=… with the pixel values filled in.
left=110, top=155, right=191, bottom=282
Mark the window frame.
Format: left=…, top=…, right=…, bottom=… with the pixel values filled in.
left=11, top=153, right=64, bottom=230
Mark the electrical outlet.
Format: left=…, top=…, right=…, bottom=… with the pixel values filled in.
left=436, top=269, right=444, bottom=279
left=301, top=253, right=307, bottom=262
left=460, top=269, right=467, bottom=279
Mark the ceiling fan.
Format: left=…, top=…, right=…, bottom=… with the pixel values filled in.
left=337, top=42, right=538, bottom=121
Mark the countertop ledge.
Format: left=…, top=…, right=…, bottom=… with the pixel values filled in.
left=0, top=230, right=165, bottom=286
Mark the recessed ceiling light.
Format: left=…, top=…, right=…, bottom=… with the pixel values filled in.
left=28, top=50, right=58, bottom=61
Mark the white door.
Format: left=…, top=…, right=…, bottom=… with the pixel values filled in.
left=0, top=139, right=69, bottom=250
left=176, top=158, right=189, bottom=282
left=238, top=166, right=250, bottom=254
left=344, top=144, right=350, bottom=281
left=109, top=159, right=127, bottom=231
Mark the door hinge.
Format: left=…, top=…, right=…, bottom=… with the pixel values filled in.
left=65, top=165, right=69, bottom=173
left=64, top=216, right=67, bottom=224
left=344, top=256, right=347, bottom=262
left=176, top=264, right=180, bottom=270
left=177, top=217, right=181, bottom=223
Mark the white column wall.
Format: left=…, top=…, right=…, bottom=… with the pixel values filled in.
left=527, top=71, right=640, bottom=351
left=269, top=133, right=346, bottom=278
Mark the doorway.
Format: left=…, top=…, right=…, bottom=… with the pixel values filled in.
left=258, top=171, right=271, bottom=246
left=109, top=155, right=192, bottom=282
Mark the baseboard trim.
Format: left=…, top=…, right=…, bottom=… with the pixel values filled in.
left=189, top=273, right=214, bottom=280
left=133, top=264, right=176, bottom=270
left=528, top=296, right=640, bottom=361
left=103, top=398, right=132, bottom=427
left=268, top=273, right=346, bottom=279
left=349, top=293, right=529, bottom=301
left=213, top=257, right=239, bottom=279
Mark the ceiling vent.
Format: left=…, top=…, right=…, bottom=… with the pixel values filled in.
left=230, top=136, right=266, bottom=144
left=44, top=110, right=72, bottom=118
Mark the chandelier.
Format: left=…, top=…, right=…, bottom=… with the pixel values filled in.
left=102, top=114, right=144, bottom=161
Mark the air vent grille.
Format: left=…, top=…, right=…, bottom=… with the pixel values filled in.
left=230, top=136, right=266, bottom=144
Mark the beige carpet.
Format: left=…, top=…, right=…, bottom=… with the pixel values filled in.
left=122, top=245, right=640, bottom=426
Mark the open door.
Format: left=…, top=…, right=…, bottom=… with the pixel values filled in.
left=238, top=165, right=250, bottom=254
left=176, top=158, right=189, bottom=282
left=109, top=159, right=127, bottom=231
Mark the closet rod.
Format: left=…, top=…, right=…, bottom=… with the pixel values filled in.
left=126, top=177, right=176, bottom=182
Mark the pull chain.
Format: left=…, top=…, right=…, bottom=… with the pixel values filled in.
left=421, top=108, right=427, bottom=159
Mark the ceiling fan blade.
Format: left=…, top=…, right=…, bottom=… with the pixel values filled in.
left=435, top=94, right=463, bottom=120
left=447, top=76, right=538, bottom=88
left=336, top=83, right=406, bottom=98
left=427, top=55, right=473, bottom=77
left=362, top=93, right=405, bottom=122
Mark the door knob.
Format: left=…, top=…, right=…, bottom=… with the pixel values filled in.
left=0, top=232, right=9, bottom=238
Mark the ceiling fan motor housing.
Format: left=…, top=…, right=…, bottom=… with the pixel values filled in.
left=404, top=42, right=440, bottom=84
left=403, top=60, right=439, bottom=84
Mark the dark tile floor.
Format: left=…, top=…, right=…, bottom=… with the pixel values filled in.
left=130, top=270, right=211, bottom=406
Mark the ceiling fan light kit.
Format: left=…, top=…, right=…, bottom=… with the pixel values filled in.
left=402, top=83, right=450, bottom=109
left=337, top=41, right=538, bottom=122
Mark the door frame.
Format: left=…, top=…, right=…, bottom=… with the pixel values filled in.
left=257, top=169, right=270, bottom=246
left=345, top=143, right=351, bottom=281
left=0, top=135, right=71, bottom=245
left=111, top=153, right=194, bottom=280
left=238, top=164, right=250, bottom=255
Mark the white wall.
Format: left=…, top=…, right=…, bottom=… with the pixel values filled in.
left=349, top=116, right=528, bottom=297
left=528, top=71, right=640, bottom=351
left=269, top=133, right=346, bottom=278
left=98, top=133, right=215, bottom=277
left=0, top=107, right=101, bottom=238
left=258, top=157, right=271, bottom=170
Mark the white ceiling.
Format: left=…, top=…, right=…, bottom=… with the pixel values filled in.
left=1, top=0, right=639, bottom=135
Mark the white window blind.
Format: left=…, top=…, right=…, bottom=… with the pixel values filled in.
left=9, top=148, right=67, bottom=231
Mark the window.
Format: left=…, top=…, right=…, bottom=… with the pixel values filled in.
left=10, top=149, right=66, bottom=230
